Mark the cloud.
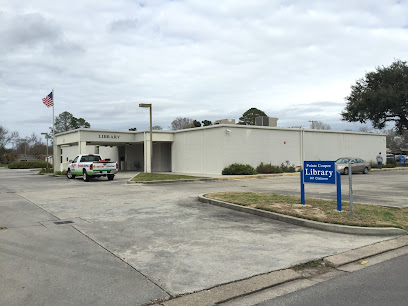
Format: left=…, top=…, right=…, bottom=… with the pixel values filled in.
left=109, top=18, right=140, bottom=32
left=0, top=0, right=407, bottom=138
left=0, top=12, right=61, bottom=50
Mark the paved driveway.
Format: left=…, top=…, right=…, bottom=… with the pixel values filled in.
left=0, top=168, right=405, bottom=304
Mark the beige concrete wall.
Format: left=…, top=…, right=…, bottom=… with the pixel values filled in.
left=98, top=146, right=119, bottom=163
left=153, top=142, right=171, bottom=172
left=55, top=132, right=80, bottom=146
left=172, top=128, right=226, bottom=174
left=303, top=131, right=386, bottom=163
left=172, top=125, right=386, bottom=174
left=79, top=130, right=136, bottom=144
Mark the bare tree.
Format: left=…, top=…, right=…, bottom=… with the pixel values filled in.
left=0, top=125, right=19, bottom=156
left=358, top=127, right=372, bottom=133
left=152, top=125, right=163, bottom=130
left=170, top=117, right=194, bottom=130
left=386, top=129, right=408, bottom=153
left=310, top=121, right=331, bottom=130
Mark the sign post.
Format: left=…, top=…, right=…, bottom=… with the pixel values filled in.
left=301, top=161, right=341, bottom=211
left=348, top=160, right=353, bottom=216
left=336, top=170, right=342, bottom=211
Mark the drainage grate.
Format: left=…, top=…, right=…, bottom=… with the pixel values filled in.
left=53, top=220, right=74, bottom=225
left=0, top=227, right=7, bottom=230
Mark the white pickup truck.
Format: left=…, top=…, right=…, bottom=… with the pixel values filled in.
left=66, top=154, right=118, bottom=182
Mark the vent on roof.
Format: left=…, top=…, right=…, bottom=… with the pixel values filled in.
left=255, top=116, right=278, bottom=127
left=214, top=119, right=235, bottom=125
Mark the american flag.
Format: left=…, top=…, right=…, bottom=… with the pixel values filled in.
left=42, top=92, right=53, bottom=107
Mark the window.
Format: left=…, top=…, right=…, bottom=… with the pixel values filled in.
left=72, top=156, right=78, bottom=163
left=80, top=155, right=101, bottom=162
left=336, top=158, right=349, bottom=163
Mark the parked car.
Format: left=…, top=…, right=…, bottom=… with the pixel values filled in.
left=335, top=157, right=371, bottom=175
left=386, top=154, right=395, bottom=160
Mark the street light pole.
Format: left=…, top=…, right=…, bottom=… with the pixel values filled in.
left=41, top=133, right=49, bottom=172
left=139, top=103, right=153, bottom=176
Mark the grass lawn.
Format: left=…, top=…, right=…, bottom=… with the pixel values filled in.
left=0, top=164, right=7, bottom=167
left=205, top=192, right=408, bottom=230
left=131, top=172, right=206, bottom=182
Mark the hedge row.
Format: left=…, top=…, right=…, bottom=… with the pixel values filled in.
left=222, top=162, right=297, bottom=175
left=8, top=161, right=52, bottom=169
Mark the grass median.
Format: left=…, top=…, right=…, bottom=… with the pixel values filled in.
left=205, top=192, right=408, bottom=230
left=131, top=172, right=206, bottom=182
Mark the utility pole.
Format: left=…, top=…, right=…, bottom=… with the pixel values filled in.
left=309, top=120, right=317, bottom=129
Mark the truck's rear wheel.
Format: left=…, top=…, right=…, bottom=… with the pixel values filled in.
left=67, top=169, right=76, bottom=179
left=83, top=170, right=90, bottom=182
left=107, top=174, right=114, bottom=180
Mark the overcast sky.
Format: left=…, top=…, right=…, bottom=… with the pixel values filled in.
left=1, top=0, right=408, bottom=138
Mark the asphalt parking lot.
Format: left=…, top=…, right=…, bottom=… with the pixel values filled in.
left=0, top=168, right=407, bottom=305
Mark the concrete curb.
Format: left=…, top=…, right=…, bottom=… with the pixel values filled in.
left=324, top=235, right=408, bottom=267
left=215, top=172, right=299, bottom=180
left=371, top=167, right=408, bottom=172
left=161, top=269, right=301, bottom=306
left=127, top=178, right=215, bottom=184
left=198, top=195, right=407, bottom=236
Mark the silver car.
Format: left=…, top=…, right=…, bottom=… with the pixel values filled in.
left=335, top=158, right=371, bottom=175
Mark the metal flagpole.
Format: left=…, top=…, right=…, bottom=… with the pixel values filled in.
left=52, top=88, right=55, bottom=172
left=52, top=88, right=55, bottom=138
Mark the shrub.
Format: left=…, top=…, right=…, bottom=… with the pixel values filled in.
left=256, top=162, right=297, bottom=174
left=54, top=170, right=67, bottom=175
left=386, top=158, right=396, bottom=167
left=222, top=163, right=256, bottom=175
left=280, top=162, right=296, bottom=173
left=372, top=159, right=396, bottom=168
left=38, top=168, right=54, bottom=174
left=8, top=161, right=52, bottom=169
left=1, top=153, right=17, bottom=164
left=256, top=162, right=283, bottom=174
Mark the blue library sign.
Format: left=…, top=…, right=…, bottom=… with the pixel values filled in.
left=301, top=160, right=342, bottom=211
left=303, top=161, right=336, bottom=184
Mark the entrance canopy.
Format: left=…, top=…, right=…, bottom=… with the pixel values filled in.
left=54, top=128, right=173, bottom=172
